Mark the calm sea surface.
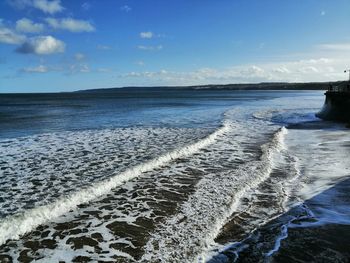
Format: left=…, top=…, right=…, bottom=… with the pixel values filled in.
left=0, top=88, right=349, bottom=262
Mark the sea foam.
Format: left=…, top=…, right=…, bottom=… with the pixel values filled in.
left=0, top=124, right=229, bottom=246
left=142, top=119, right=288, bottom=262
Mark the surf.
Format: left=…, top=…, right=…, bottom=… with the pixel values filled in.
left=142, top=124, right=288, bottom=262
left=0, top=123, right=230, bottom=246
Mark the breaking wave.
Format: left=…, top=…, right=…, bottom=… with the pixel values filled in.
left=142, top=125, right=288, bottom=262
left=0, top=123, right=230, bottom=246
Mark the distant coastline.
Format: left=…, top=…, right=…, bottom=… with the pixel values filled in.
left=76, top=81, right=347, bottom=93
left=1, top=81, right=347, bottom=94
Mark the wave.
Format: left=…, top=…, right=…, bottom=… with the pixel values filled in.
left=0, top=126, right=211, bottom=219
left=142, top=125, right=288, bottom=262
left=208, top=114, right=350, bottom=261
left=208, top=133, right=303, bottom=262
left=253, top=108, right=320, bottom=125
left=0, top=123, right=230, bottom=246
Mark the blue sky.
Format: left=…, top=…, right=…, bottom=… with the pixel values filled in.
left=1, top=0, right=350, bottom=92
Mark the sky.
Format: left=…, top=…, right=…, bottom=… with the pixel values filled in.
left=1, top=0, right=350, bottom=93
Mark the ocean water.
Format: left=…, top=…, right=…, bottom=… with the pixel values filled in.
left=0, top=88, right=349, bottom=262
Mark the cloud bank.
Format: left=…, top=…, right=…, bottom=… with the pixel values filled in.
left=120, top=57, right=349, bottom=85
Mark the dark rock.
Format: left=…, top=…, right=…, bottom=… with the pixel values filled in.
left=23, top=241, right=40, bottom=251
left=72, top=255, right=91, bottom=262
left=40, top=239, right=57, bottom=249
left=18, top=249, right=33, bottom=263
left=66, top=236, right=98, bottom=250
left=40, top=230, right=51, bottom=238
left=54, top=222, right=80, bottom=231
left=68, top=228, right=83, bottom=235
left=0, top=254, right=12, bottom=263
left=91, top=233, right=103, bottom=242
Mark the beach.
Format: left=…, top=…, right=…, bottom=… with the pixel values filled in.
left=0, top=89, right=349, bottom=262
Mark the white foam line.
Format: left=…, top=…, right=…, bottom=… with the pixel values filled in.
left=265, top=204, right=315, bottom=258
left=200, top=127, right=289, bottom=262
left=265, top=224, right=288, bottom=257
left=0, top=124, right=230, bottom=246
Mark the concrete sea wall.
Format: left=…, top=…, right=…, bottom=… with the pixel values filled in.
left=316, top=92, right=350, bottom=122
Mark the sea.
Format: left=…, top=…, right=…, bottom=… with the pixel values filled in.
left=0, top=88, right=349, bottom=263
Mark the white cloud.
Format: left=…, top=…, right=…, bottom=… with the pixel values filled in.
left=298, top=66, right=319, bottom=74
left=22, top=64, right=48, bottom=73
left=120, top=5, right=131, bottom=12
left=32, top=0, right=64, bottom=14
left=45, top=18, right=95, bottom=32
left=0, top=23, right=26, bottom=44
left=239, top=65, right=264, bottom=76
left=140, top=31, right=153, bottom=39
left=69, top=63, right=90, bottom=73
left=7, top=0, right=32, bottom=9
left=297, top=58, right=331, bottom=64
left=81, top=2, right=91, bottom=11
left=97, top=68, right=111, bottom=73
left=16, top=18, right=44, bottom=33
left=97, top=44, right=111, bottom=50
left=9, top=0, right=64, bottom=14
left=16, top=35, right=65, bottom=55
left=137, top=45, right=163, bottom=51
left=318, top=43, right=350, bottom=51
left=136, top=60, right=145, bottom=66
left=79, top=64, right=89, bottom=72
left=74, top=53, right=85, bottom=60
left=272, top=66, right=290, bottom=74
left=22, top=62, right=94, bottom=74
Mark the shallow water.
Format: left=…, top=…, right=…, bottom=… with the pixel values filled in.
left=0, top=88, right=349, bottom=262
